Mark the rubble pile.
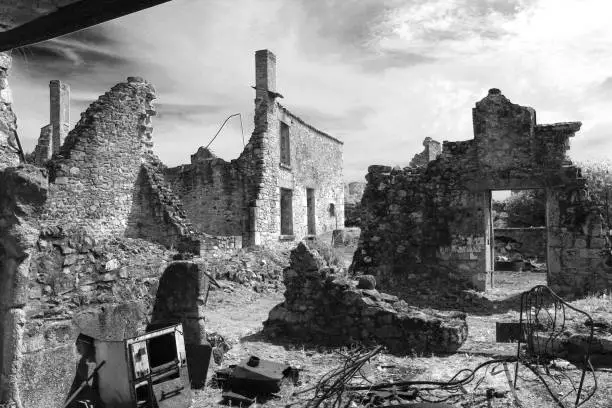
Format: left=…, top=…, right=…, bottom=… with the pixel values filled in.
left=264, top=243, right=468, bottom=354
left=202, top=246, right=290, bottom=292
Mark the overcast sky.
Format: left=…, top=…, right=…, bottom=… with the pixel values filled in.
left=8, top=0, right=612, bottom=182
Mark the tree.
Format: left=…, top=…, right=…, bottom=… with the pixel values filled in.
left=577, top=160, right=612, bottom=227
left=503, top=190, right=547, bottom=228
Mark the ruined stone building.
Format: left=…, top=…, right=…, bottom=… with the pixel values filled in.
left=165, top=50, right=345, bottom=247
left=353, top=89, right=612, bottom=297
left=0, top=49, right=344, bottom=406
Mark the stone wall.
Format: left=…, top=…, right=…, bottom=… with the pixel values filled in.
left=409, top=137, right=442, bottom=168
left=41, top=77, right=156, bottom=240
left=275, top=105, right=345, bottom=239
left=165, top=147, right=246, bottom=239
left=164, top=50, right=345, bottom=247
left=264, top=243, right=468, bottom=354
left=238, top=50, right=344, bottom=246
left=0, top=52, right=20, bottom=170
left=0, top=165, right=48, bottom=407
left=0, top=164, right=175, bottom=407
left=352, top=89, right=612, bottom=296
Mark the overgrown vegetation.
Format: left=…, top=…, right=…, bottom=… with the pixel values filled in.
left=493, top=190, right=546, bottom=228
left=305, top=239, right=345, bottom=269
left=578, top=159, right=612, bottom=227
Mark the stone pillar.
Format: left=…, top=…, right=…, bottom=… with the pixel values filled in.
left=49, top=80, right=70, bottom=155
left=0, top=51, right=20, bottom=169
left=255, top=49, right=276, bottom=100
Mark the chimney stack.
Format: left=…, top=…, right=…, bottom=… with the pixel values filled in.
left=255, top=49, right=276, bottom=100
left=49, top=80, right=70, bottom=154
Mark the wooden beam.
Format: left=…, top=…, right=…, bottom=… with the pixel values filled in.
left=0, top=0, right=173, bottom=52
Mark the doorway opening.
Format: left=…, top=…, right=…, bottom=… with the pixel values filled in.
left=488, top=189, right=548, bottom=291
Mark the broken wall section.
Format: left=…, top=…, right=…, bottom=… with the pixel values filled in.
left=352, top=90, right=612, bottom=297
left=42, top=77, right=156, bottom=240
left=165, top=147, right=246, bottom=245
left=264, top=243, right=468, bottom=354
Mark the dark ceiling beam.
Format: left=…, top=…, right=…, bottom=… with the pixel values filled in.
left=0, top=0, right=173, bottom=52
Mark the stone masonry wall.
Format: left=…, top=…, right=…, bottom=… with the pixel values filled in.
left=164, top=50, right=345, bottom=247
left=0, top=164, right=176, bottom=407
left=352, top=89, right=612, bottom=296
left=165, top=147, right=246, bottom=238
left=276, top=105, right=345, bottom=239
left=41, top=77, right=156, bottom=240
left=0, top=52, right=20, bottom=170
left=409, top=137, right=442, bottom=168
left=240, top=50, right=345, bottom=246
left=264, top=243, right=468, bottom=354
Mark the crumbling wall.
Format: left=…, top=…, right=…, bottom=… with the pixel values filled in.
left=0, top=52, right=20, bottom=169
left=41, top=77, right=156, bottom=240
left=165, top=147, right=246, bottom=238
left=409, top=137, right=441, bottom=168
left=352, top=89, right=612, bottom=296
left=264, top=243, right=468, bottom=354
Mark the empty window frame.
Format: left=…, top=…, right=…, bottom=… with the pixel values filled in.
left=280, top=121, right=291, bottom=166
left=280, top=188, right=293, bottom=235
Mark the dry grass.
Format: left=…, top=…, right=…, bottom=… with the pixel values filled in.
left=191, top=240, right=612, bottom=407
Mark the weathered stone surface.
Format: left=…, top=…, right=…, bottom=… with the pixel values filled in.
left=0, top=51, right=20, bottom=170
left=357, top=274, right=376, bottom=289
left=41, top=77, right=157, bottom=239
left=352, top=90, right=611, bottom=297
left=162, top=50, right=345, bottom=247
left=263, top=243, right=468, bottom=354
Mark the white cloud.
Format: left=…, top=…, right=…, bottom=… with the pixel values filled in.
left=7, top=0, right=612, bottom=182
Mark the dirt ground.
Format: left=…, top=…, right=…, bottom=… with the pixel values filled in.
left=192, top=254, right=612, bottom=408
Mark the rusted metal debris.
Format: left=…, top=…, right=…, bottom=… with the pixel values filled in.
left=213, top=355, right=300, bottom=404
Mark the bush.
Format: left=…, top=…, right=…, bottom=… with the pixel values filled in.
left=577, top=160, right=612, bottom=226
left=304, top=239, right=344, bottom=268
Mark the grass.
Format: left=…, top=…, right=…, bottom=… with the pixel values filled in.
left=191, top=238, right=612, bottom=407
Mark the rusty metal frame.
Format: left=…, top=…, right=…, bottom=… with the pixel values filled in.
left=513, top=285, right=597, bottom=407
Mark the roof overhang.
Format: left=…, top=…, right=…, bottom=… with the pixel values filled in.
left=0, top=0, right=172, bottom=52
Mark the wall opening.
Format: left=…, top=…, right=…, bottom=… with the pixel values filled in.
left=280, top=121, right=290, bottom=166
left=280, top=188, right=293, bottom=235
left=489, top=189, right=548, bottom=290
left=306, top=188, right=316, bottom=235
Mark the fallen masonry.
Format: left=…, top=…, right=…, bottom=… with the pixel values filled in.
left=263, top=243, right=468, bottom=354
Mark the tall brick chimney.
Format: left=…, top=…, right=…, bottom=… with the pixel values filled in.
left=49, top=80, right=70, bottom=154
left=255, top=49, right=276, bottom=100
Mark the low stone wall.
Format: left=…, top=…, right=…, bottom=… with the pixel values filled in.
left=264, top=243, right=468, bottom=354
